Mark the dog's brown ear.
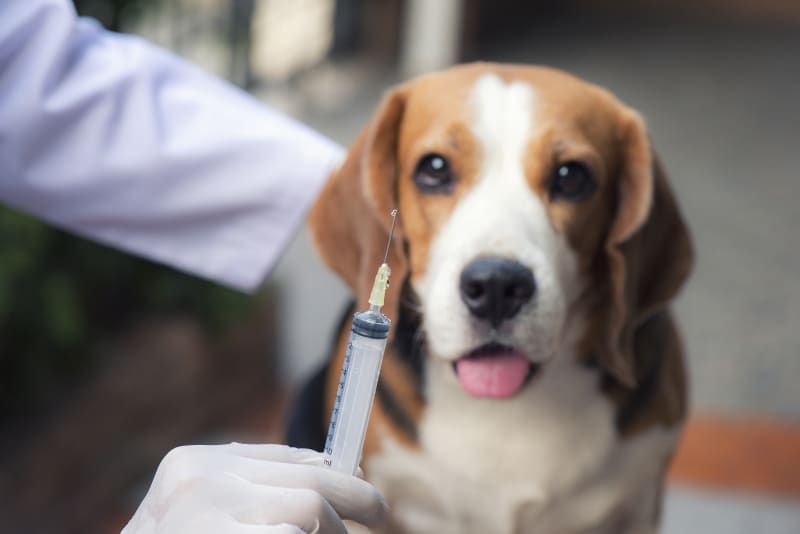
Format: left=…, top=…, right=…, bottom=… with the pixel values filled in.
left=308, top=87, right=409, bottom=323
left=599, top=111, right=694, bottom=387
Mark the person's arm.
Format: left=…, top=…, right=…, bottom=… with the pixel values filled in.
left=0, top=0, right=343, bottom=291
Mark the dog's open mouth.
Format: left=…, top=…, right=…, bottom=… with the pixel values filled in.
left=453, top=343, right=539, bottom=398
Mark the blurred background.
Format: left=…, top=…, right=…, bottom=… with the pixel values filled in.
left=1, top=0, right=798, bottom=532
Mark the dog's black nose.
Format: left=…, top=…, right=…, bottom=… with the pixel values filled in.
left=459, top=257, right=536, bottom=326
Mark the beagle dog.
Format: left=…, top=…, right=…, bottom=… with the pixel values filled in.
left=288, top=63, right=693, bottom=533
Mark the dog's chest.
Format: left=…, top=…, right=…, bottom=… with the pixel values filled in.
left=365, top=355, right=678, bottom=534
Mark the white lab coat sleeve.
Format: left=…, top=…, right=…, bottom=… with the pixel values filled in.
left=0, top=0, right=344, bottom=292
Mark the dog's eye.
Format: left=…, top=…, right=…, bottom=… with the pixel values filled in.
left=414, top=154, right=454, bottom=193
left=550, top=161, right=595, bottom=201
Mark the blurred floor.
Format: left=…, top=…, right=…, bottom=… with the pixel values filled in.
left=269, top=13, right=800, bottom=533
left=663, top=485, right=800, bottom=534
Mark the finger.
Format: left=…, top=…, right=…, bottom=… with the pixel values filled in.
left=262, top=524, right=306, bottom=534
left=225, top=443, right=326, bottom=466
left=196, top=511, right=306, bottom=534
left=221, top=456, right=389, bottom=527
left=227, top=479, right=347, bottom=534
left=159, top=476, right=326, bottom=534
left=237, top=524, right=305, bottom=534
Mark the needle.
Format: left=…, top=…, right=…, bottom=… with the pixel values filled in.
left=382, top=209, right=399, bottom=264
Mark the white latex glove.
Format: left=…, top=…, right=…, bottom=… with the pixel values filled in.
left=121, top=443, right=388, bottom=534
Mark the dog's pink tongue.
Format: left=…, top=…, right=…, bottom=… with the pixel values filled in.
left=455, top=352, right=530, bottom=398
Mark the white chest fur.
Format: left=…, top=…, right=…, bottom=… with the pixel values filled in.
left=366, top=352, right=679, bottom=534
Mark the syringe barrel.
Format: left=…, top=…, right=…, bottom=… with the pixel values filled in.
left=324, top=310, right=390, bottom=475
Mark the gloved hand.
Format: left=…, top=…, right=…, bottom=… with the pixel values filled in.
left=121, top=443, right=388, bottom=534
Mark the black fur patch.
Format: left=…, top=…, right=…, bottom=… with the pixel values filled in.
left=285, top=363, right=328, bottom=451
left=285, top=301, right=355, bottom=451
left=371, top=282, right=427, bottom=441
left=390, top=281, right=427, bottom=397
left=612, top=311, right=668, bottom=433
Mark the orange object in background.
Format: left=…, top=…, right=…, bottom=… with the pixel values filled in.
left=670, top=415, right=800, bottom=497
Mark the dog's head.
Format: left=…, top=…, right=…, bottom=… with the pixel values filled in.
left=310, top=64, right=692, bottom=398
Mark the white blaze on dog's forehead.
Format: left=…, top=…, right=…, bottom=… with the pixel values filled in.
left=470, top=73, right=536, bottom=163
left=462, top=73, right=553, bottom=247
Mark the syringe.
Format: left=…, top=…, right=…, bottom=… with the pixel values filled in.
left=323, top=209, right=398, bottom=475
